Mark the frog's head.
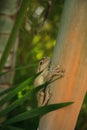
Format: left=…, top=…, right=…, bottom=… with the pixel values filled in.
left=38, top=57, right=50, bottom=72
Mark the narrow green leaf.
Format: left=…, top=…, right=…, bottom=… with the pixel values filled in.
left=0, top=83, right=48, bottom=117
left=0, top=64, right=37, bottom=77
left=3, top=102, right=74, bottom=125
left=7, top=127, right=24, bottom=130
left=0, top=0, right=32, bottom=72
left=0, top=71, right=41, bottom=97
left=0, top=70, right=43, bottom=105
left=0, top=125, right=24, bottom=130
left=0, top=76, right=34, bottom=106
left=8, top=126, right=24, bottom=130
left=3, top=126, right=24, bottom=130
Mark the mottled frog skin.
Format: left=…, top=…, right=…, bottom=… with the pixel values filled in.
left=34, top=57, right=64, bottom=106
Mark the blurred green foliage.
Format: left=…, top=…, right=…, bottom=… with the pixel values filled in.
left=12, top=0, right=87, bottom=130
left=14, top=0, right=64, bottom=83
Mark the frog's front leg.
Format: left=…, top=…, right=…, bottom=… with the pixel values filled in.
left=46, top=65, right=65, bottom=82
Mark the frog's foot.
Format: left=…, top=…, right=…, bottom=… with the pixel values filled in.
left=52, top=65, right=64, bottom=77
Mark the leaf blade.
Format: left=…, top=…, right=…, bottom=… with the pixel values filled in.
left=3, top=102, right=74, bottom=125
